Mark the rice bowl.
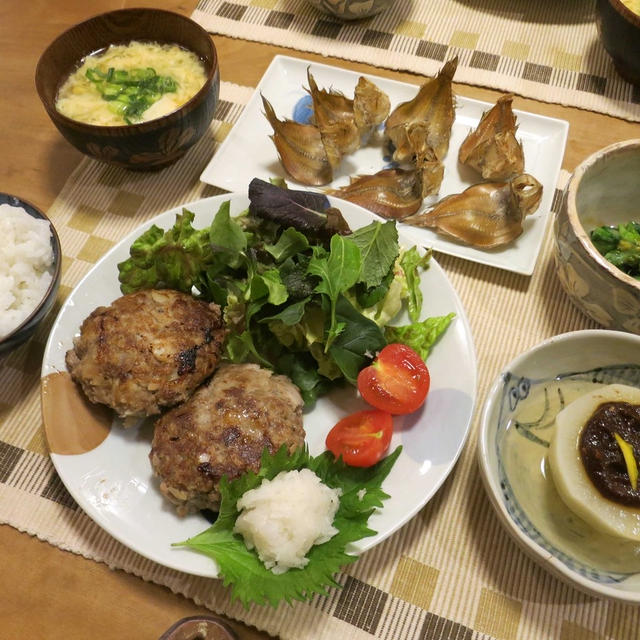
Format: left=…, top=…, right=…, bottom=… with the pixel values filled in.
left=0, top=203, right=55, bottom=338
left=0, top=194, right=61, bottom=354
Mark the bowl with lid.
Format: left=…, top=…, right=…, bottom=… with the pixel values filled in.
left=35, top=8, right=220, bottom=170
left=553, top=139, right=640, bottom=334
left=0, top=194, right=62, bottom=355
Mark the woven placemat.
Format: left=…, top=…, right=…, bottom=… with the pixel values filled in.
left=192, top=0, right=640, bottom=122
left=2, top=79, right=639, bottom=640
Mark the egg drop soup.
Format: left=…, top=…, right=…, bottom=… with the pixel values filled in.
left=55, top=41, right=207, bottom=126
left=621, top=0, right=640, bottom=15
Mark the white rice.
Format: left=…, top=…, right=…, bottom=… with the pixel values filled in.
left=0, top=203, right=54, bottom=339
left=234, top=468, right=341, bottom=574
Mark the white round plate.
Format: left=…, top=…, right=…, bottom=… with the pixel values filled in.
left=42, top=193, right=477, bottom=577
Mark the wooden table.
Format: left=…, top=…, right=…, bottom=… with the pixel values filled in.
left=1, top=1, right=638, bottom=638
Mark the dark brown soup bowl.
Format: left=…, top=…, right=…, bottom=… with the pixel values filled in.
left=596, top=0, right=640, bottom=86
left=35, top=8, right=220, bottom=170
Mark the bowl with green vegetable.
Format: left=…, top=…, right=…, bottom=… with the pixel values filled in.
left=35, top=8, right=219, bottom=170
left=554, top=139, right=640, bottom=334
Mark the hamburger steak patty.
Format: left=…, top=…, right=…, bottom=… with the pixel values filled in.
left=65, top=289, right=226, bottom=421
left=150, top=363, right=305, bottom=515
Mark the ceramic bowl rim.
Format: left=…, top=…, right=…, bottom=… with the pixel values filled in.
left=0, top=194, right=62, bottom=347
left=478, top=328, right=640, bottom=603
left=607, top=0, right=640, bottom=26
left=563, top=138, right=640, bottom=293
left=35, top=7, right=218, bottom=134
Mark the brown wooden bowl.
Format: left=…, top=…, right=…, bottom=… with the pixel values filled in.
left=596, top=0, right=640, bottom=86
left=35, top=8, right=220, bottom=170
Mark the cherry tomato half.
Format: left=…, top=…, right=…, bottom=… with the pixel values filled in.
left=357, top=343, right=430, bottom=415
left=326, top=409, right=393, bottom=467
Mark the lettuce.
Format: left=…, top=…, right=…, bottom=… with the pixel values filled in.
left=116, top=181, right=450, bottom=403
left=385, top=313, right=455, bottom=361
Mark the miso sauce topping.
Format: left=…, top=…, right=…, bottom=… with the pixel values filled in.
left=580, top=401, right=640, bottom=507
left=55, top=41, right=207, bottom=126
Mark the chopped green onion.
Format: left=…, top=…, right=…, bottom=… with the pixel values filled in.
left=85, top=66, right=178, bottom=123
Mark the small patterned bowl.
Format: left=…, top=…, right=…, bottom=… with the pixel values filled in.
left=35, top=8, right=220, bottom=171
left=479, top=329, right=640, bottom=603
left=553, top=139, right=640, bottom=334
left=0, top=195, right=62, bottom=355
left=304, top=0, right=392, bottom=20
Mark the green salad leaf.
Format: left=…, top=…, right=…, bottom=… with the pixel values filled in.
left=329, top=295, right=387, bottom=383
left=307, top=235, right=362, bottom=350
left=400, top=246, right=433, bottom=323
left=175, top=445, right=402, bottom=608
left=117, top=179, right=451, bottom=404
left=385, top=312, right=456, bottom=361
left=349, top=220, right=399, bottom=288
left=118, top=209, right=212, bottom=294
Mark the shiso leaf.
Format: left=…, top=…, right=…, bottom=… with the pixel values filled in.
left=614, top=432, right=639, bottom=490
left=175, top=444, right=402, bottom=608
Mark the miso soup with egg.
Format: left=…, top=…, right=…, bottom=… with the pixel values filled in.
left=55, top=41, right=207, bottom=126
left=620, top=0, right=640, bottom=15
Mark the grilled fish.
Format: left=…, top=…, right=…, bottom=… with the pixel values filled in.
left=328, top=168, right=423, bottom=219
left=458, top=94, right=524, bottom=180
left=262, top=94, right=332, bottom=185
left=403, top=174, right=543, bottom=248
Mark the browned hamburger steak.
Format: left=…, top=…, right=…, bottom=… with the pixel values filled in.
left=150, top=363, right=305, bottom=515
left=65, top=289, right=226, bottom=422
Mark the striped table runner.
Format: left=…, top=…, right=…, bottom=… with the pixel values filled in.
left=1, top=80, right=639, bottom=640
left=192, top=0, right=640, bottom=122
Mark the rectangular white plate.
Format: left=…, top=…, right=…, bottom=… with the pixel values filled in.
left=201, top=55, right=569, bottom=275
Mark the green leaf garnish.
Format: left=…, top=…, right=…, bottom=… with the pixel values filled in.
left=614, top=432, right=639, bottom=490
left=174, top=445, right=402, bottom=608
left=265, top=227, right=310, bottom=262
left=590, top=222, right=640, bottom=280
